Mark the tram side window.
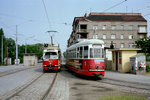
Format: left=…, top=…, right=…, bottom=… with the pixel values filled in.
left=77, top=47, right=79, bottom=58
left=102, top=49, right=104, bottom=58
left=84, top=46, right=88, bottom=58
left=90, top=48, right=94, bottom=58
left=79, top=47, right=83, bottom=58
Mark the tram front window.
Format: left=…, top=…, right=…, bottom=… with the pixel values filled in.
left=90, top=48, right=104, bottom=58
left=44, top=52, right=58, bottom=59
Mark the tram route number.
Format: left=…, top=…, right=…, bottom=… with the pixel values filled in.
left=89, top=69, right=104, bottom=71
left=94, top=60, right=104, bottom=62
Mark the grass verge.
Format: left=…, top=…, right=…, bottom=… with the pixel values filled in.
left=101, top=95, right=146, bottom=100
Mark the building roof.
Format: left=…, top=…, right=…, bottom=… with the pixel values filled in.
left=73, top=13, right=147, bottom=24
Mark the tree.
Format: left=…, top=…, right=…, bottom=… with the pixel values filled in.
left=0, top=28, right=5, bottom=65
left=6, top=38, right=16, bottom=64
left=18, top=43, right=43, bottom=63
left=135, top=38, right=150, bottom=55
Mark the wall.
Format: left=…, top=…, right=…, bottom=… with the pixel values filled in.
left=112, top=50, right=137, bottom=72
left=122, top=51, right=137, bottom=72
left=23, top=54, right=37, bottom=66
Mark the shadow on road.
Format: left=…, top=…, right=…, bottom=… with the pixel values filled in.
left=59, top=65, right=102, bottom=81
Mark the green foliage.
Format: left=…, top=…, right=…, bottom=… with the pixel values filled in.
left=0, top=28, right=43, bottom=64
left=146, top=65, right=150, bottom=72
left=135, top=38, right=150, bottom=55
left=101, top=95, right=146, bottom=100
left=146, top=54, right=150, bottom=61
left=18, top=43, right=43, bottom=63
left=0, top=28, right=6, bottom=65
left=6, top=38, right=16, bottom=64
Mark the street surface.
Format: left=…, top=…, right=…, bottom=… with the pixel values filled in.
left=0, top=64, right=150, bottom=100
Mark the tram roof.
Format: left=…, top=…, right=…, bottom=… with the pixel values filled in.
left=67, top=39, right=104, bottom=50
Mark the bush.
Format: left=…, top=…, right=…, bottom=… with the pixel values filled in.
left=146, top=55, right=150, bottom=61
left=146, top=65, right=150, bottom=72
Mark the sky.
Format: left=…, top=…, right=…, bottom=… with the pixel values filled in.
left=0, top=0, right=150, bottom=52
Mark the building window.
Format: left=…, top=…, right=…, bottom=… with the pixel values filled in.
left=140, top=35, right=143, bottom=39
left=129, top=43, right=134, bottom=48
left=120, top=25, right=124, bottom=30
left=103, top=34, right=106, bottom=39
left=120, top=43, right=124, bottom=48
left=129, top=35, right=133, bottom=39
left=102, top=25, right=106, bottom=30
left=128, top=25, right=133, bottom=30
left=111, top=25, right=116, bottom=30
left=138, top=26, right=147, bottom=33
left=120, top=35, right=124, bottom=39
left=80, top=24, right=87, bottom=32
left=111, top=34, right=116, bottom=39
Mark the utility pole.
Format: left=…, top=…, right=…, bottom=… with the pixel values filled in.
left=16, top=25, right=18, bottom=65
left=1, top=35, right=3, bottom=65
left=5, top=40, right=7, bottom=65
left=25, top=42, right=27, bottom=54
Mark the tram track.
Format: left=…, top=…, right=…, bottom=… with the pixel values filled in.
left=2, top=72, right=58, bottom=100
left=3, top=73, right=44, bottom=100
left=99, top=78, right=150, bottom=91
left=0, top=66, right=40, bottom=77
left=41, top=72, right=58, bottom=100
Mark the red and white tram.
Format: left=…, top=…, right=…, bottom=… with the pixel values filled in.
left=66, top=39, right=105, bottom=77
left=42, top=44, right=61, bottom=72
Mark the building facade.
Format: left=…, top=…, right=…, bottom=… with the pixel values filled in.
left=67, top=13, right=147, bottom=48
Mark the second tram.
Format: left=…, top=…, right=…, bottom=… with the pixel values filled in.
left=42, top=44, right=61, bottom=72
left=66, top=39, right=105, bottom=77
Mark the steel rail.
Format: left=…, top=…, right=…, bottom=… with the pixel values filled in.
left=99, top=78, right=150, bottom=91
left=4, top=73, right=44, bottom=100
left=0, top=66, right=39, bottom=77
left=41, top=72, right=58, bottom=100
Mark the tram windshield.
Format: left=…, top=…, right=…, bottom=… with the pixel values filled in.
left=44, top=52, right=58, bottom=59
left=90, top=48, right=104, bottom=58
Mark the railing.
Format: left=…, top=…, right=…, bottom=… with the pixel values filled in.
left=77, top=29, right=88, bottom=33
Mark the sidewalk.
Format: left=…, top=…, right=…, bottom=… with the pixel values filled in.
left=105, top=71, right=150, bottom=85
left=0, top=64, right=25, bottom=73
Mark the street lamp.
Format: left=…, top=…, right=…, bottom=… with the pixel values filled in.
left=14, top=20, right=32, bottom=65
left=85, top=18, right=98, bottom=39
left=93, top=25, right=98, bottom=39
left=1, top=35, right=3, bottom=65
left=16, top=25, right=18, bottom=65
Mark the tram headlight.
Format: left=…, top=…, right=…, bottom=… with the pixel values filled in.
left=95, top=65, right=99, bottom=69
